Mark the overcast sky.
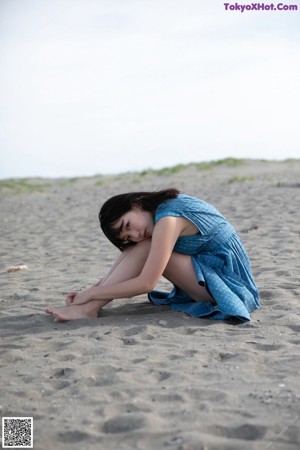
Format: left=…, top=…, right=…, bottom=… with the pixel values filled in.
left=0, top=0, right=299, bottom=179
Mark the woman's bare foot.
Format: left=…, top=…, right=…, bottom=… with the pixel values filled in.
left=45, top=300, right=107, bottom=321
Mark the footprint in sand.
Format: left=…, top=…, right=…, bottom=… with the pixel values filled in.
left=255, top=344, right=283, bottom=351
left=58, top=430, right=92, bottom=443
left=49, top=367, right=75, bottom=378
left=102, top=414, right=145, bottom=434
left=207, top=423, right=267, bottom=440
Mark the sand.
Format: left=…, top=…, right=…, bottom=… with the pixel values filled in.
left=0, top=159, right=300, bottom=450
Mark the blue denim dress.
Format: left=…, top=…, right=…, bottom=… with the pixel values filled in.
left=148, top=195, right=260, bottom=321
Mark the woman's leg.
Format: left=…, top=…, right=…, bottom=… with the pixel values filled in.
left=45, top=243, right=214, bottom=321
left=100, top=250, right=213, bottom=304
left=94, top=247, right=133, bottom=286
left=163, top=252, right=214, bottom=304
left=45, top=240, right=152, bottom=320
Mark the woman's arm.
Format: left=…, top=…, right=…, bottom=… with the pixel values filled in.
left=70, top=216, right=185, bottom=305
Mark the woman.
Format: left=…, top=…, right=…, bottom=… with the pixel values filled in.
left=45, top=189, right=259, bottom=321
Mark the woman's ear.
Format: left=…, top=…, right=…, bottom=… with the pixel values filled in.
left=131, top=202, right=142, bottom=210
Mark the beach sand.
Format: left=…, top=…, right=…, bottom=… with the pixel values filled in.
left=1, top=159, right=299, bottom=450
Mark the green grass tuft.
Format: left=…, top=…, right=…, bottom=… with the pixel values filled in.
left=195, top=158, right=245, bottom=170
left=140, top=164, right=188, bottom=176
left=226, top=176, right=256, bottom=184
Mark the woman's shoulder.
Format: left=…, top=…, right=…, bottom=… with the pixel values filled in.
left=160, top=194, right=205, bottom=208
left=155, top=194, right=205, bottom=221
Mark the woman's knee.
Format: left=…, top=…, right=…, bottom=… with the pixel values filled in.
left=122, top=239, right=152, bottom=263
left=131, top=239, right=152, bottom=254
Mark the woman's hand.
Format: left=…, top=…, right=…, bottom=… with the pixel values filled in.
left=66, top=291, right=77, bottom=306
left=66, top=290, right=90, bottom=306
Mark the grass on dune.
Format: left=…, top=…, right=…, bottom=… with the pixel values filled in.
left=226, top=176, right=256, bottom=183
left=0, top=178, right=51, bottom=194
left=3, top=158, right=297, bottom=192
left=140, top=158, right=246, bottom=177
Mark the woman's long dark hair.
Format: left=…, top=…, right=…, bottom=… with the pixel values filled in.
left=99, top=188, right=180, bottom=251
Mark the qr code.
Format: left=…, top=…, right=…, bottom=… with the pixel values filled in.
left=2, top=417, right=33, bottom=448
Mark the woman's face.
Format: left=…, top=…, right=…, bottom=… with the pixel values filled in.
left=112, top=206, right=154, bottom=243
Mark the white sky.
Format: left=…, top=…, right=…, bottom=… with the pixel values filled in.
left=0, top=0, right=299, bottom=179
